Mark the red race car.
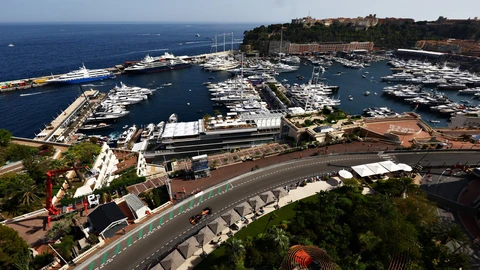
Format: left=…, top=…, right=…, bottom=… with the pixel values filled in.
left=189, top=207, right=212, bottom=225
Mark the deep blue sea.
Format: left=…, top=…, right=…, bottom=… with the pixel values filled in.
left=0, top=23, right=478, bottom=138
left=0, top=23, right=254, bottom=137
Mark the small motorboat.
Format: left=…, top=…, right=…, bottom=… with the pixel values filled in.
left=364, top=91, right=370, bottom=96
left=208, top=76, right=215, bottom=80
left=348, top=95, right=353, bottom=101
left=362, top=75, right=367, bottom=78
left=8, top=43, right=14, bottom=47
left=163, top=83, right=172, bottom=87
left=169, top=113, right=178, bottom=123
left=123, top=125, right=128, bottom=129
left=187, top=102, right=190, bottom=105
left=430, top=120, right=441, bottom=123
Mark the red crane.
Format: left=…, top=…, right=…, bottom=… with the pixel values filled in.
left=46, top=167, right=86, bottom=228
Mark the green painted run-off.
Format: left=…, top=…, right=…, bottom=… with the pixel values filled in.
left=189, top=199, right=194, bottom=208
left=208, top=190, right=213, bottom=199
left=159, top=216, right=163, bottom=226
left=149, top=223, right=153, bottom=232
left=217, top=187, right=221, bottom=194
left=127, top=236, right=132, bottom=246
left=178, top=205, right=184, bottom=214
left=115, top=244, right=121, bottom=255
left=89, top=262, right=95, bottom=270
left=225, top=184, right=229, bottom=191
left=169, top=211, right=173, bottom=220
left=199, top=194, right=204, bottom=203
left=102, top=252, right=108, bottom=264
left=138, top=229, right=143, bottom=239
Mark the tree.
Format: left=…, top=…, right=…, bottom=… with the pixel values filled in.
left=358, top=231, right=382, bottom=254
left=268, top=227, right=290, bottom=254
left=0, top=225, right=30, bottom=269
left=225, top=238, right=245, bottom=264
left=53, top=235, right=75, bottom=262
left=11, top=177, right=43, bottom=207
left=45, top=218, right=73, bottom=241
left=0, top=129, right=12, bottom=147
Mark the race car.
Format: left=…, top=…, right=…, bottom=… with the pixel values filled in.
left=189, top=207, right=212, bottom=225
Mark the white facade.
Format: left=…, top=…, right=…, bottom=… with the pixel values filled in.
left=448, top=113, right=480, bottom=128
left=74, top=143, right=119, bottom=198
left=136, top=151, right=148, bottom=177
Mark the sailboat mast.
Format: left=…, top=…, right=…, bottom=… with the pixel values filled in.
left=223, top=33, right=226, bottom=52
left=215, top=35, right=218, bottom=53
left=240, top=53, right=244, bottom=100
left=231, top=32, right=234, bottom=52
left=280, top=28, right=283, bottom=56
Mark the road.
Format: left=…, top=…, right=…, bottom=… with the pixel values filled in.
left=76, top=151, right=480, bottom=270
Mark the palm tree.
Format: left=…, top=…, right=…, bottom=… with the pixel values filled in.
left=225, top=238, right=245, bottom=264
left=12, top=177, right=43, bottom=207
left=268, top=227, right=290, bottom=254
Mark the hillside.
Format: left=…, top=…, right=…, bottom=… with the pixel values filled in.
left=243, top=20, right=480, bottom=50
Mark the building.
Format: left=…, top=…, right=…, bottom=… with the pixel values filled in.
left=74, top=142, right=119, bottom=198
left=269, top=41, right=374, bottom=55
left=281, top=115, right=344, bottom=144
left=448, top=113, right=480, bottom=128
left=191, top=154, right=210, bottom=179
left=145, top=113, right=283, bottom=161
left=88, top=202, right=128, bottom=238
left=122, top=193, right=151, bottom=222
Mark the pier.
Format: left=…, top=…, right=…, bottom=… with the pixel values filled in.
left=34, top=89, right=100, bottom=143
left=0, top=51, right=236, bottom=93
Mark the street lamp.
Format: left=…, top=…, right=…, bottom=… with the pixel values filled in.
left=38, top=236, right=68, bottom=265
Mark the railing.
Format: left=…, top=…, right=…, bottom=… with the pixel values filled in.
left=1, top=208, right=48, bottom=224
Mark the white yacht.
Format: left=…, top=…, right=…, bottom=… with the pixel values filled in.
left=47, top=64, right=114, bottom=84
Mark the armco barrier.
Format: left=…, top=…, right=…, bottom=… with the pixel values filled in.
left=79, top=181, right=234, bottom=270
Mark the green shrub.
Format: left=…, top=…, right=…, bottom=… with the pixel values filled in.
left=31, top=252, right=54, bottom=269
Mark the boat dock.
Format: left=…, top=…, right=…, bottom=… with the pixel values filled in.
left=0, top=51, right=236, bottom=93
left=34, top=89, right=101, bottom=143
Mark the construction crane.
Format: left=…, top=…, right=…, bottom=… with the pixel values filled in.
left=46, top=167, right=88, bottom=228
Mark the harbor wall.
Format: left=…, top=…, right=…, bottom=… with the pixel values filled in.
left=0, top=51, right=237, bottom=93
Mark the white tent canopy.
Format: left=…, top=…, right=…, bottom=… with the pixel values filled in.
left=366, top=163, right=389, bottom=175
left=338, top=169, right=353, bottom=179
left=397, top=163, right=413, bottom=172
left=378, top=161, right=402, bottom=172
left=351, top=165, right=376, bottom=177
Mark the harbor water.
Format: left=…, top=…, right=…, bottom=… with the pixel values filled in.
left=0, top=24, right=479, bottom=138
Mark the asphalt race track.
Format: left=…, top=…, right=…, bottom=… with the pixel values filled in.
left=76, top=151, right=480, bottom=270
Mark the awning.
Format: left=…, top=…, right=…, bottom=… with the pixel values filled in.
left=397, top=163, right=413, bottom=172
left=351, top=165, right=376, bottom=177
left=378, top=160, right=402, bottom=172
left=365, top=163, right=389, bottom=175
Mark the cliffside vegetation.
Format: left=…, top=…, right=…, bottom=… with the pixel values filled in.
left=243, top=20, right=480, bottom=50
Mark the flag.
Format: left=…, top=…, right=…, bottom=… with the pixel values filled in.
left=414, top=104, right=419, bottom=110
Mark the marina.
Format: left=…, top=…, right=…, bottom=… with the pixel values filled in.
left=3, top=52, right=480, bottom=142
